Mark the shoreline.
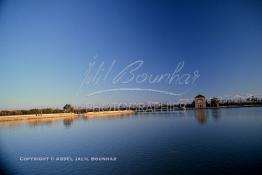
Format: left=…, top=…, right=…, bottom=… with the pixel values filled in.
left=83, top=110, right=135, bottom=118
left=0, top=113, right=75, bottom=122
left=0, top=110, right=136, bottom=122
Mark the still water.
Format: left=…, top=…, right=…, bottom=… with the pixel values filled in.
left=0, top=107, right=262, bottom=175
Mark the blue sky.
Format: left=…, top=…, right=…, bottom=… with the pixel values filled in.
left=0, top=0, right=262, bottom=109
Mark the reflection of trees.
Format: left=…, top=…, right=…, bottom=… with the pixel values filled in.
left=0, top=117, right=77, bottom=128
left=211, top=109, right=221, bottom=120
left=63, top=118, right=74, bottom=127
left=194, top=109, right=208, bottom=124
left=28, top=120, right=53, bottom=127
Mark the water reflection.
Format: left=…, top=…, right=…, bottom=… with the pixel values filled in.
left=211, top=109, right=221, bottom=120
left=0, top=114, right=136, bottom=128
left=0, top=110, right=222, bottom=128
left=63, top=118, right=74, bottom=128
left=194, top=109, right=208, bottom=124
left=81, top=113, right=134, bottom=120
left=1, top=107, right=262, bottom=175
left=28, top=119, right=53, bottom=127
left=0, top=116, right=77, bottom=128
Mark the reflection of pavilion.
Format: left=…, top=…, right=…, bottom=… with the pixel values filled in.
left=194, top=109, right=208, bottom=124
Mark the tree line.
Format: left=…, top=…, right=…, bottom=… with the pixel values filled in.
left=0, top=104, right=75, bottom=116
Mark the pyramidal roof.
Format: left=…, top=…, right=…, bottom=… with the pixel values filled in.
left=195, top=94, right=205, bottom=98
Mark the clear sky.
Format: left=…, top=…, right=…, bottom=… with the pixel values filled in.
left=1, top=0, right=262, bottom=109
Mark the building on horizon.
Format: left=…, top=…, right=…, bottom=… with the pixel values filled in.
left=211, top=97, right=220, bottom=108
left=194, top=94, right=206, bottom=109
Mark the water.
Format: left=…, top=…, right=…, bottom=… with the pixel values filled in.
left=1, top=107, right=262, bottom=175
